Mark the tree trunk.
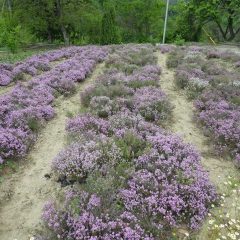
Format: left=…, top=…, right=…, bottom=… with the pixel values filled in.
left=2, top=0, right=12, bottom=14
left=56, top=0, right=70, bottom=46
left=7, top=0, right=12, bottom=13
left=227, top=16, right=235, bottom=41
left=216, top=7, right=239, bottom=41
left=193, top=25, right=202, bottom=42
left=61, top=25, right=70, bottom=45
left=47, top=28, right=53, bottom=43
left=216, top=21, right=227, bottom=41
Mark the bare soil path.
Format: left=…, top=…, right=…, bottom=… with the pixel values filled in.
left=157, top=52, right=240, bottom=239
left=0, top=63, right=104, bottom=240
left=0, top=85, right=13, bottom=96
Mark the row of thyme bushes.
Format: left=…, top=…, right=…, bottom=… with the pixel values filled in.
left=167, top=46, right=240, bottom=168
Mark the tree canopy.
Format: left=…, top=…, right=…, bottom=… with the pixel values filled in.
left=0, top=0, right=239, bottom=49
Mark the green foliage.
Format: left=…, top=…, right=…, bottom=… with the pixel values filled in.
left=166, top=49, right=184, bottom=68
left=0, top=49, right=41, bottom=64
left=115, top=131, right=150, bottom=161
left=28, top=118, right=42, bottom=132
left=0, top=18, right=32, bottom=53
left=81, top=84, right=132, bottom=107
left=230, top=96, right=240, bottom=106
left=174, top=34, right=185, bottom=46
left=174, top=0, right=240, bottom=42
left=173, top=0, right=202, bottom=42
left=116, top=0, right=165, bottom=43
left=127, top=79, right=158, bottom=89
left=0, top=0, right=238, bottom=45
left=101, top=6, right=120, bottom=44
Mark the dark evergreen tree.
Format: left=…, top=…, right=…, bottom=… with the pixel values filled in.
left=101, top=6, right=120, bottom=44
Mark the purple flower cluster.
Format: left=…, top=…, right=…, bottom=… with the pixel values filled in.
left=126, top=65, right=161, bottom=89
left=157, top=44, right=176, bottom=54
left=172, top=47, right=240, bottom=97
left=0, top=63, right=13, bottom=86
left=171, top=46, right=240, bottom=167
left=174, top=49, right=211, bottom=94
left=90, top=96, right=115, bottom=118
left=105, top=44, right=157, bottom=75
left=0, top=84, right=54, bottom=162
left=133, top=87, right=172, bottom=122
left=66, top=114, right=110, bottom=139
left=195, top=88, right=240, bottom=166
left=0, top=46, right=108, bottom=163
left=0, top=127, right=34, bottom=160
left=52, top=138, right=122, bottom=182
left=207, top=49, right=240, bottom=63
left=121, top=133, right=217, bottom=230
left=1, top=50, right=56, bottom=86
left=1, top=46, right=108, bottom=87
left=43, top=191, right=153, bottom=240
left=43, top=44, right=217, bottom=239
left=29, top=46, right=108, bottom=94
left=235, top=61, right=240, bottom=68
left=81, top=45, right=171, bottom=122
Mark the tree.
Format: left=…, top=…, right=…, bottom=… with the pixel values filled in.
left=116, top=0, right=165, bottom=43
left=173, top=0, right=202, bottom=42
left=56, top=0, right=69, bottom=45
left=0, top=17, right=32, bottom=52
left=182, top=0, right=240, bottom=41
left=101, top=6, right=120, bottom=44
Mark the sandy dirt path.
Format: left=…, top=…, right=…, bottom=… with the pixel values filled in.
left=157, top=52, right=240, bottom=239
left=0, top=63, right=104, bottom=240
left=0, top=85, right=13, bottom=96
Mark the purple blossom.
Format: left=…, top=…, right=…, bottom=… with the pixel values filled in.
left=42, top=191, right=154, bottom=240
left=0, top=63, right=13, bottom=86
left=195, top=88, right=240, bottom=165
left=133, top=87, right=172, bottom=122
left=52, top=138, right=122, bottom=181
left=157, top=44, right=176, bottom=54
left=0, top=46, right=108, bottom=163
left=66, top=114, right=111, bottom=140
left=0, top=127, right=34, bottom=160
left=121, top=133, right=217, bottom=229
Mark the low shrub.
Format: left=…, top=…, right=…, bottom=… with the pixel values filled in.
left=89, top=96, right=116, bottom=118
left=42, top=191, right=153, bottom=240
left=126, top=65, right=161, bottom=89
left=195, top=88, right=240, bottom=166
left=42, top=44, right=218, bottom=240
left=81, top=84, right=133, bottom=108
left=166, top=49, right=184, bottom=68
left=174, top=70, right=190, bottom=89
left=133, top=87, right=172, bottom=122
left=185, top=77, right=209, bottom=99
left=121, top=133, right=217, bottom=231
left=0, top=127, right=34, bottom=162
left=66, top=114, right=111, bottom=141
left=52, top=137, right=122, bottom=182
left=157, top=44, right=176, bottom=54
left=115, top=130, right=151, bottom=161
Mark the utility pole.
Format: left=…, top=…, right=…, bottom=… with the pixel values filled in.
left=162, top=0, right=170, bottom=44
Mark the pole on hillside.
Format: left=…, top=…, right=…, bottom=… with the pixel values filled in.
left=162, top=0, right=170, bottom=44
left=202, top=27, right=216, bottom=45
